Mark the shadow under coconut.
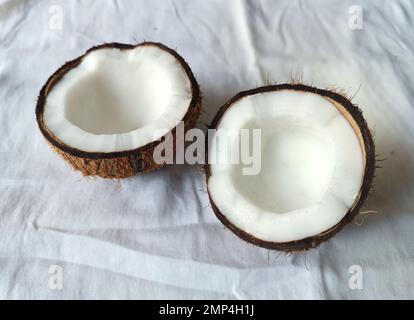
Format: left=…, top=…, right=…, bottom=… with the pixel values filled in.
left=359, top=131, right=414, bottom=221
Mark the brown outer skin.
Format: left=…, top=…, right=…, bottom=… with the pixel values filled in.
left=36, top=42, right=202, bottom=179
left=206, top=84, right=375, bottom=252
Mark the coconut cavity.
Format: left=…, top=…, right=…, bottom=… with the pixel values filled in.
left=64, top=56, right=172, bottom=135
left=36, top=42, right=201, bottom=178
left=233, top=115, right=335, bottom=214
left=207, top=84, right=375, bottom=251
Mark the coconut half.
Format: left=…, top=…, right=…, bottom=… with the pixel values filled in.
left=206, top=84, right=375, bottom=251
left=36, top=42, right=201, bottom=178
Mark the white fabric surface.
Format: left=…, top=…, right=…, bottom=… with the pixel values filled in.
left=1, top=0, right=413, bottom=299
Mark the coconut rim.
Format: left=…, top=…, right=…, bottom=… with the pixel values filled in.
left=205, top=83, right=375, bottom=251
left=36, top=42, right=201, bottom=159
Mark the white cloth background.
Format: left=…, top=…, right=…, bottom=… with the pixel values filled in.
left=0, top=0, right=413, bottom=299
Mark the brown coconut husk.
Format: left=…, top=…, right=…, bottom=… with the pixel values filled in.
left=36, top=42, right=202, bottom=179
left=205, top=83, right=375, bottom=252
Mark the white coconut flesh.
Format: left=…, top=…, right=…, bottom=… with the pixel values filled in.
left=208, top=90, right=365, bottom=243
left=43, top=46, right=192, bottom=153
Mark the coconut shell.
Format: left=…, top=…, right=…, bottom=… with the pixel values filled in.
left=36, top=42, right=202, bottom=179
left=206, top=83, right=375, bottom=252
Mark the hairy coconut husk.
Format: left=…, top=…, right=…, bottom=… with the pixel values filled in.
left=36, top=42, right=202, bottom=179
left=205, top=83, right=375, bottom=251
